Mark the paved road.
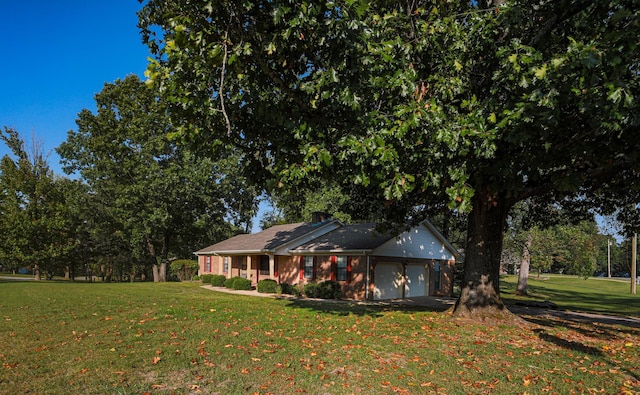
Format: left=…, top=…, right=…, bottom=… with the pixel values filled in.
left=0, top=276, right=34, bottom=281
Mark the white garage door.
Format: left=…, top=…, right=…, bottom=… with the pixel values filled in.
left=405, top=265, right=428, bottom=297
left=373, top=263, right=403, bottom=300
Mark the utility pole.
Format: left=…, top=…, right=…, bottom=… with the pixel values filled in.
left=607, top=238, right=611, bottom=278
left=632, top=233, right=637, bottom=295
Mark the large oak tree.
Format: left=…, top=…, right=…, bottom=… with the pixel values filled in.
left=138, top=0, right=640, bottom=318
left=57, top=75, right=255, bottom=281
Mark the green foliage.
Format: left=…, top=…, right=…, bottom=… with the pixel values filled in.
left=524, top=221, right=601, bottom=279
left=257, top=279, right=278, bottom=293
left=199, top=274, right=214, bottom=284
left=233, top=277, right=252, bottom=291
left=303, top=280, right=342, bottom=299
left=224, top=276, right=252, bottom=290
left=223, top=276, right=236, bottom=288
left=210, top=274, right=227, bottom=287
left=278, top=282, right=302, bottom=297
left=139, top=0, right=640, bottom=315
left=56, top=75, right=248, bottom=281
left=0, top=128, right=80, bottom=279
left=170, top=259, right=199, bottom=281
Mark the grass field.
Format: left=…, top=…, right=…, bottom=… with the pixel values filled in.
left=1, top=278, right=639, bottom=394
left=501, top=274, right=640, bottom=316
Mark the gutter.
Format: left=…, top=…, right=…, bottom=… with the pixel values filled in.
left=288, top=249, right=373, bottom=256
left=366, top=255, right=370, bottom=300
left=194, top=249, right=274, bottom=256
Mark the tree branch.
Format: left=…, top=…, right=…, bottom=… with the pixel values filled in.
left=219, top=24, right=233, bottom=137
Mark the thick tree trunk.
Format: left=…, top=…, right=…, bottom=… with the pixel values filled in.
left=159, top=261, right=167, bottom=282
left=452, top=189, right=514, bottom=321
left=34, top=264, right=41, bottom=281
left=515, top=234, right=532, bottom=295
left=147, top=237, right=162, bottom=282
left=152, top=261, right=160, bottom=282
left=159, top=235, right=170, bottom=282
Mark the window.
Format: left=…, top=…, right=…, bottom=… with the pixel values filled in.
left=303, top=256, right=314, bottom=279
left=434, top=262, right=441, bottom=290
left=205, top=256, right=211, bottom=272
left=336, top=256, right=348, bottom=281
left=223, top=256, right=229, bottom=273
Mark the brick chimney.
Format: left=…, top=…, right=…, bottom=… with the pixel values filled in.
left=311, top=211, right=331, bottom=224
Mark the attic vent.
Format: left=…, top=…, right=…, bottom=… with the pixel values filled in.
left=311, top=211, right=331, bottom=224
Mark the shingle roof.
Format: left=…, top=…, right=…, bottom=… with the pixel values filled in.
left=195, top=222, right=329, bottom=254
left=195, top=219, right=458, bottom=259
left=291, top=223, right=395, bottom=252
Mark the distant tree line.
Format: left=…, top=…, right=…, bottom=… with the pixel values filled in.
left=0, top=76, right=259, bottom=281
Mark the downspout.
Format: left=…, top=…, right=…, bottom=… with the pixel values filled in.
left=365, top=255, right=370, bottom=300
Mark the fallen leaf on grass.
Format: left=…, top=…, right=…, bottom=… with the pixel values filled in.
left=152, top=356, right=161, bottom=364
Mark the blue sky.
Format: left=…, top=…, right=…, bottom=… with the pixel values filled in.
left=0, top=1, right=150, bottom=174
left=0, top=1, right=270, bottom=232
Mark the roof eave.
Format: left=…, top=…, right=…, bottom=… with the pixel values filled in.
left=289, top=249, right=373, bottom=256
left=194, top=249, right=275, bottom=256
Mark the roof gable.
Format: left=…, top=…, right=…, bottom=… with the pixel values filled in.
left=291, top=223, right=394, bottom=253
left=373, top=220, right=458, bottom=260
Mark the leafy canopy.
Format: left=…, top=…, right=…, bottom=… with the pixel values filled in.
left=139, top=0, right=640, bottom=228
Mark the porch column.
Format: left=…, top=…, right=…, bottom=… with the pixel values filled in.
left=247, top=255, right=252, bottom=283
left=269, top=254, right=275, bottom=280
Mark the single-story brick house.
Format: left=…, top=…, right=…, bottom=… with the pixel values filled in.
left=195, top=216, right=458, bottom=300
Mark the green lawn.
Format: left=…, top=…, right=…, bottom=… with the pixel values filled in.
left=501, top=274, right=640, bottom=316
left=1, top=280, right=639, bottom=394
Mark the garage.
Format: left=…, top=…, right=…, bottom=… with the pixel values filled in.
left=405, top=264, right=429, bottom=297
left=373, top=262, right=403, bottom=300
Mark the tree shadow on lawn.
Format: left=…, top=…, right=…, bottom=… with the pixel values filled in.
left=507, top=282, right=640, bottom=318
left=529, top=325, right=640, bottom=382
left=532, top=327, right=605, bottom=356
left=282, top=297, right=450, bottom=318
